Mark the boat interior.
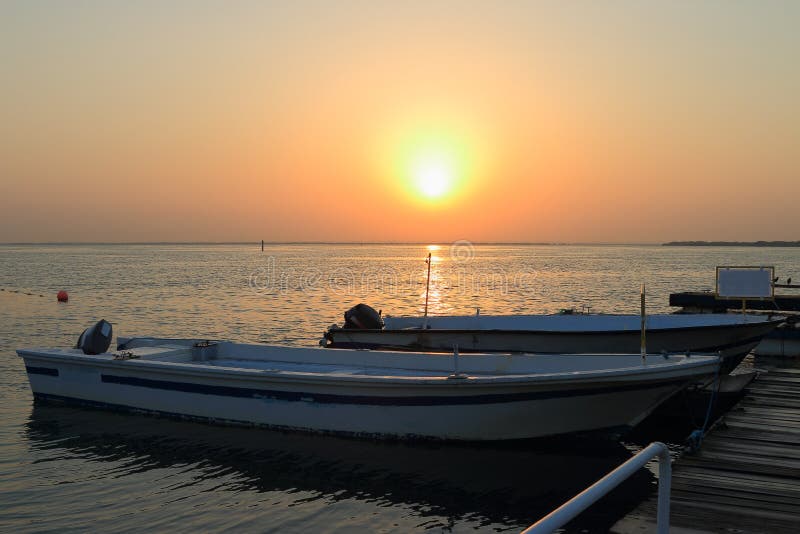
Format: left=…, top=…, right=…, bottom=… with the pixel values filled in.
left=108, top=337, right=715, bottom=377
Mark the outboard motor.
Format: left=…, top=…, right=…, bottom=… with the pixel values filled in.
left=343, top=303, right=383, bottom=330
left=76, top=319, right=113, bottom=355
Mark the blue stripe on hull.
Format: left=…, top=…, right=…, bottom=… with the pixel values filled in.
left=26, top=366, right=59, bottom=377
left=99, top=373, right=685, bottom=406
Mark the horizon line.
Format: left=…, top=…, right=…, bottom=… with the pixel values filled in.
left=0, top=240, right=666, bottom=246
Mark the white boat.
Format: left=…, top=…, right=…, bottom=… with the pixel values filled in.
left=324, top=309, right=784, bottom=373
left=753, top=321, right=800, bottom=357
left=19, top=335, right=719, bottom=441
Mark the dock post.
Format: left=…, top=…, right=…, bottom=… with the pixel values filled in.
left=656, top=445, right=671, bottom=533
left=423, top=253, right=432, bottom=327
left=640, top=283, right=647, bottom=363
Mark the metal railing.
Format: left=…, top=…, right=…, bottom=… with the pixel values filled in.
left=521, top=441, right=671, bottom=534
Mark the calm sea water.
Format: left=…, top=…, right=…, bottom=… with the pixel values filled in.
left=2, top=243, right=798, bottom=532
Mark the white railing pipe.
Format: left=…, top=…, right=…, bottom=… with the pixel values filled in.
left=521, top=441, right=671, bottom=534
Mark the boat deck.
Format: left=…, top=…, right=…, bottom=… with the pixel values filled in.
left=102, top=339, right=721, bottom=379
left=612, top=356, right=800, bottom=533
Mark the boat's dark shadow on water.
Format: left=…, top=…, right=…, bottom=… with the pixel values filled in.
left=625, top=384, right=744, bottom=448
left=25, top=402, right=665, bottom=533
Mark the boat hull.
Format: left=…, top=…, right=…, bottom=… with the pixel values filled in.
left=753, top=322, right=800, bottom=357
left=325, top=320, right=780, bottom=374
left=19, top=350, right=712, bottom=441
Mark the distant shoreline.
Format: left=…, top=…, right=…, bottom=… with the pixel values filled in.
left=663, top=241, right=800, bottom=247
left=0, top=241, right=654, bottom=246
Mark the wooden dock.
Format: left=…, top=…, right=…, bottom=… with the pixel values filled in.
left=613, top=357, right=800, bottom=534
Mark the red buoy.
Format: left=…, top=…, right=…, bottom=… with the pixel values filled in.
left=57, top=290, right=69, bottom=302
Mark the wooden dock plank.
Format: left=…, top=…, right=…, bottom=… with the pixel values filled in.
left=670, top=481, right=800, bottom=505
left=613, top=356, right=800, bottom=534
left=724, top=413, right=800, bottom=426
left=715, top=429, right=800, bottom=446
left=699, top=443, right=800, bottom=462
left=667, top=500, right=800, bottom=527
left=748, top=397, right=797, bottom=409
left=759, top=372, right=800, bottom=379
left=734, top=407, right=800, bottom=420
left=678, top=454, right=800, bottom=477
left=671, top=492, right=800, bottom=517
left=670, top=468, right=800, bottom=493
left=722, top=421, right=800, bottom=435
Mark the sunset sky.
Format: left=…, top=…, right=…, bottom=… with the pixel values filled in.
left=1, top=1, right=798, bottom=243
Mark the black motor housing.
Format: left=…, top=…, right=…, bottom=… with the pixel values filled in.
left=343, top=303, right=383, bottom=329
left=76, top=319, right=113, bottom=355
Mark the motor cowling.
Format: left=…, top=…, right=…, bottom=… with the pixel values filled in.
left=76, top=319, right=113, bottom=355
left=343, top=303, right=383, bottom=329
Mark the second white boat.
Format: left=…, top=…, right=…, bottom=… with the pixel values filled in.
left=324, top=307, right=782, bottom=373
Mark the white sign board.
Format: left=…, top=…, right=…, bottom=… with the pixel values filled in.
left=716, top=266, right=774, bottom=299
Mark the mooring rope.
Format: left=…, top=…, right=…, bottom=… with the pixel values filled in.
left=686, top=356, right=723, bottom=452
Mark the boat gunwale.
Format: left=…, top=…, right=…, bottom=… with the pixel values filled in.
left=17, top=348, right=720, bottom=389
left=330, top=316, right=786, bottom=336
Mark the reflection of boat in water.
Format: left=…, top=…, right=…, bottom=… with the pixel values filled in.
left=324, top=307, right=783, bottom=374
left=24, top=403, right=656, bottom=532
left=19, top=335, right=719, bottom=440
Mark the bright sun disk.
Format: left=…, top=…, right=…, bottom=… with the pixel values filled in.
left=413, top=155, right=454, bottom=199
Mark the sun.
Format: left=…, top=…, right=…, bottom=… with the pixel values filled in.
left=412, top=154, right=455, bottom=199
left=380, top=122, right=481, bottom=206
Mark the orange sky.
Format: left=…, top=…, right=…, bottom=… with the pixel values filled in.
left=1, top=2, right=798, bottom=243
